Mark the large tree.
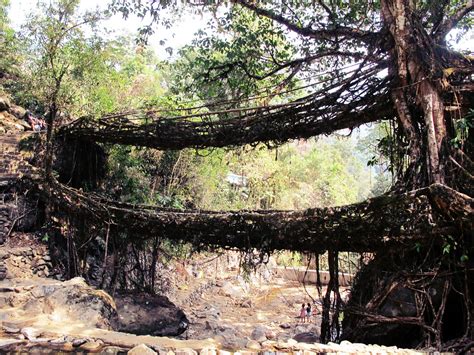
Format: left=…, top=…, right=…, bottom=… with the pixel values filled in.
left=23, top=0, right=104, bottom=186
left=52, top=0, right=473, bottom=348
left=64, top=0, right=473, bottom=194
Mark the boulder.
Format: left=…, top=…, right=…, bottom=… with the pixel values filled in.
left=220, top=281, right=243, bottom=298
left=217, top=324, right=234, bottom=333
left=174, top=348, right=198, bottom=355
left=265, top=329, right=276, bottom=340
left=103, top=346, right=126, bottom=353
left=43, top=278, right=117, bottom=329
left=23, top=298, right=43, bottom=312
left=261, top=340, right=277, bottom=348
left=80, top=341, right=104, bottom=352
left=61, top=343, right=75, bottom=351
left=2, top=326, right=20, bottom=333
left=2, top=278, right=117, bottom=330
left=276, top=332, right=291, bottom=342
left=200, top=347, right=217, bottom=355
left=380, top=286, right=417, bottom=317
left=0, top=339, right=25, bottom=350
left=250, top=325, right=268, bottom=342
left=128, top=344, right=157, bottom=355
left=216, top=333, right=247, bottom=350
left=0, top=96, right=10, bottom=111
left=294, top=325, right=305, bottom=333
left=9, top=104, right=26, bottom=119
left=20, top=327, right=41, bottom=340
left=50, top=336, right=68, bottom=345
left=72, top=338, right=88, bottom=347
left=292, top=332, right=319, bottom=344
left=246, top=340, right=261, bottom=350
left=193, top=305, right=220, bottom=321
left=205, top=306, right=221, bottom=319
left=205, top=320, right=216, bottom=330
left=0, top=111, right=24, bottom=132
left=112, top=292, right=188, bottom=336
left=343, top=280, right=434, bottom=347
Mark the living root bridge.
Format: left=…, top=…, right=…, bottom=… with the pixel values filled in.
left=57, top=65, right=393, bottom=150
left=45, top=181, right=471, bottom=253
left=57, top=98, right=392, bottom=150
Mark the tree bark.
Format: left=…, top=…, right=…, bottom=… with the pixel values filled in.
left=381, top=0, right=448, bottom=186
left=419, top=80, right=446, bottom=184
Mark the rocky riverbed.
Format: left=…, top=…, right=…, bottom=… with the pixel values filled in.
left=0, top=269, right=429, bottom=354
left=0, top=238, right=429, bottom=354
left=0, top=278, right=426, bottom=355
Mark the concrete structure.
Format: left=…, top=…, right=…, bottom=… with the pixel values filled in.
left=274, top=266, right=354, bottom=286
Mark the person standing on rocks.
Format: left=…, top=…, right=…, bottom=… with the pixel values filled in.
left=306, top=303, right=312, bottom=323
left=299, top=303, right=306, bottom=323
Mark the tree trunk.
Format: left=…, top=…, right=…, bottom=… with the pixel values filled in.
left=44, top=101, right=57, bottom=220
left=419, top=80, right=446, bottom=184
left=381, top=0, right=448, bottom=187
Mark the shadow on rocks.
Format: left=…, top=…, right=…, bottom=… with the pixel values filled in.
left=111, top=292, right=188, bottom=336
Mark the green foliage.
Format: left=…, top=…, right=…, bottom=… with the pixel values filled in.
left=451, top=109, right=473, bottom=148
left=442, top=235, right=458, bottom=255
left=275, top=251, right=303, bottom=267
left=75, top=38, right=170, bottom=116
left=184, top=136, right=371, bottom=211
left=356, top=123, right=396, bottom=196
left=0, top=0, right=23, bottom=78
left=5, top=1, right=173, bottom=118
left=41, top=232, right=50, bottom=242
left=105, top=146, right=190, bottom=208
left=275, top=250, right=360, bottom=273
left=3, top=0, right=411, bottom=274
left=106, top=146, right=151, bottom=203
left=160, top=239, right=192, bottom=261
left=173, top=6, right=297, bottom=103
left=10, top=0, right=103, bottom=115
left=0, top=0, right=8, bottom=22
left=103, top=135, right=372, bottom=213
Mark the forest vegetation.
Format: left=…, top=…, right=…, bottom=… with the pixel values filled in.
left=0, top=0, right=472, bottom=351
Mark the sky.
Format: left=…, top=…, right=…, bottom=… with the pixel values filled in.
left=8, top=0, right=208, bottom=59
left=8, top=0, right=473, bottom=59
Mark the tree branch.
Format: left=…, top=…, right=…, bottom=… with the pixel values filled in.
left=232, top=0, right=377, bottom=44
left=221, top=50, right=372, bottom=81
left=434, top=0, right=474, bottom=40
